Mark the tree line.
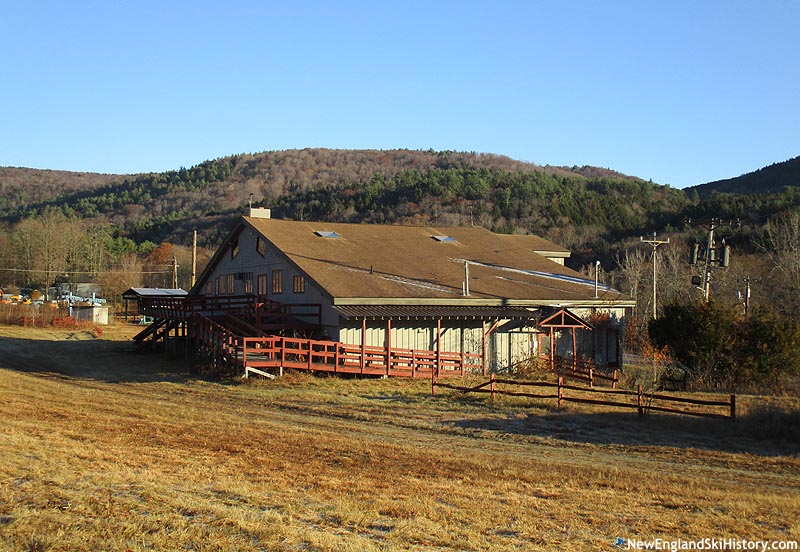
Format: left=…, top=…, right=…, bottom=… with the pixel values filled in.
left=0, top=209, right=213, bottom=308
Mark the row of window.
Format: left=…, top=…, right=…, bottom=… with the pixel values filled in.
left=207, top=270, right=305, bottom=296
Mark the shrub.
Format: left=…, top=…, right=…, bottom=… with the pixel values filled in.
left=648, top=300, right=800, bottom=392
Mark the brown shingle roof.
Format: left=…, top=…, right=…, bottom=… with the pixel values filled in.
left=244, top=217, right=631, bottom=306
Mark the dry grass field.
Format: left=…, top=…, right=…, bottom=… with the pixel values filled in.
left=0, top=324, right=798, bottom=551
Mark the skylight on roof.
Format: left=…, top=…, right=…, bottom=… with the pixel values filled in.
left=314, top=231, right=341, bottom=239
left=432, top=235, right=456, bottom=242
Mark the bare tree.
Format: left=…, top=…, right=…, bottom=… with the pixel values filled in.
left=12, top=212, right=73, bottom=293
left=96, top=253, right=143, bottom=310
left=758, top=211, right=800, bottom=316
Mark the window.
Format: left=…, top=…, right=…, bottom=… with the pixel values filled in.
left=243, top=272, right=253, bottom=294
left=231, top=236, right=240, bottom=259
left=293, top=275, right=305, bottom=294
left=205, top=280, right=213, bottom=295
left=257, top=273, right=268, bottom=296
left=256, top=236, right=267, bottom=256
left=218, top=274, right=234, bottom=295
left=271, top=269, right=283, bottom=294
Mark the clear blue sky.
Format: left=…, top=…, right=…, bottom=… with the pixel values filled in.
left=2, top=1, right=798, bottom=188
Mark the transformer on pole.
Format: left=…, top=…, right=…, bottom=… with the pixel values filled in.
left=686, top=218, right=738, bottom=302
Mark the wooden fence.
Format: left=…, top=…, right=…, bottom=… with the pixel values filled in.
left=432, top=374, right=736, bottom=420
left=550, top=356, right=619, bottom=388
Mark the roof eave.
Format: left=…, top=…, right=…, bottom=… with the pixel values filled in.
left=332, top=297, right=635, bottom=308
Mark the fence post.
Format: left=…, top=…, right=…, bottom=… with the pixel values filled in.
left=589, top=367, right=594, bottom=388
left=557, top=376, right=563, bottom=407
left=490, top=373, right=496, bottom=403
left=637, top=384, right=644, bottom=417
left=612, top=369, right=618, bottom=390
left=431, top=371, right=437, bottom=396
left=730, top=394, right=736, bottom=421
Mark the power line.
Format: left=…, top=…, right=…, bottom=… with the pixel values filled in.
left=0, top=267, right=172, bottom=275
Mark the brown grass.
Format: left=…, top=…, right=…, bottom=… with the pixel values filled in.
left=0, top=324, right=798, bottom=551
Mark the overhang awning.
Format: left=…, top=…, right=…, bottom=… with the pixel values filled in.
left=122, top=288, right=188, bottom=301
left=334, top=304, right=539, bottom=321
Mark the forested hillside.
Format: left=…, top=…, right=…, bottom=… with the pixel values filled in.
left=0, top=167, right=123, bottom=211
left=3, top=147, right=800, bottom=270
left=0, top=149, right=656, bottom=247
left=686, top=155, right=800, bottom=198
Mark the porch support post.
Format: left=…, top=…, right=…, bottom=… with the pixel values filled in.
left=360, top=318, right=366, bottom=373
left=481, top=320, right=487, bottom=376
left=549, top=327, right=554, bottom=370
left=436, top=317, right=442, bottom=377
left=572, top=327, right=577, bottom=369
left=460, top=325, right=465, bottom=376
left=386, top=318, right=392, bottom=376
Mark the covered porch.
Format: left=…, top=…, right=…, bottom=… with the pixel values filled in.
left=334, top=305, right=621, bottom=375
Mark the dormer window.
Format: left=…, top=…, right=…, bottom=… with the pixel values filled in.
left=314, top=231, right=341, bottom=239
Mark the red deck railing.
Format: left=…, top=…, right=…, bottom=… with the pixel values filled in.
left=184, top=312, right=481, bottom=378
left=138, top=295, right=322, bottom=328
left=241, top=337, right=482, bottom=378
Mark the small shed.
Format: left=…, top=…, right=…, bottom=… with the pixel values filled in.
left=72, top=305, right=109, bottom=325
left=121, top=288, right=188, bottom=321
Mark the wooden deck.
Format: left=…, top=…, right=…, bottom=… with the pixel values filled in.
left=136, top=295, right=481, bottom=378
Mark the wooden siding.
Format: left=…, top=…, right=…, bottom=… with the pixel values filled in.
left=205, top=226, right=339, bottom=326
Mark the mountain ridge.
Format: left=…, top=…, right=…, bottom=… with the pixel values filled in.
left=685, top=155, right=800, bottom=198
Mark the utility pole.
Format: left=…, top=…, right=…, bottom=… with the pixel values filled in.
left=171, top=256, right=179, bottom=289
left=640, top=232, right=669, bottom=318
left=686, top=218, right=738, bottom=302
left=594, top=260, right=601, bottom=299
left=191, top=230, right=197, bottom=288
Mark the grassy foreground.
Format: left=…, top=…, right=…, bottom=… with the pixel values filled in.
left=0, top=325, right=798, bottom=551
